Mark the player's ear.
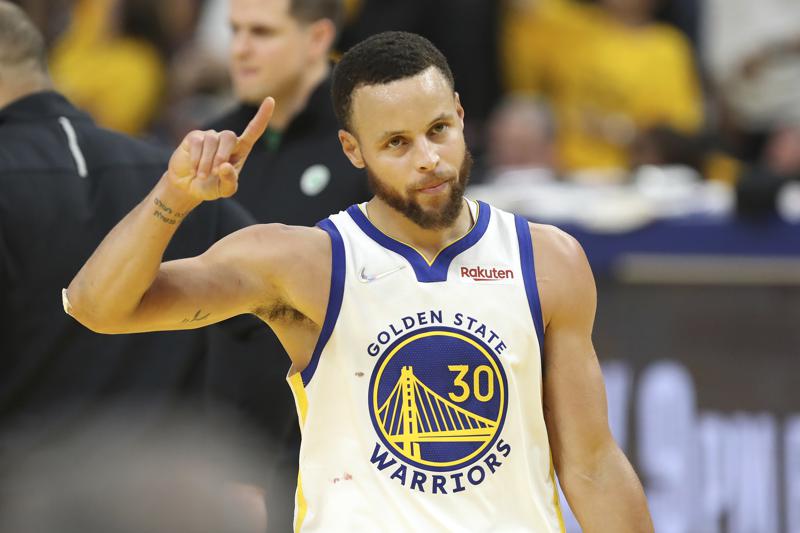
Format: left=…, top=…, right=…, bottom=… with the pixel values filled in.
left=338, top=130, right=365, bottom=169
left=454, top=92, right=465, bottom=128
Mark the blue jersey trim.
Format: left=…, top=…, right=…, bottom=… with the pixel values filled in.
left=515, top=215, right=545, bottom=357
left=345, top=201, right=491, bottom=283
left=301, top=218, right=346, bottom=385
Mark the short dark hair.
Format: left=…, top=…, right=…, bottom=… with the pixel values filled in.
left=331, top=31, right=455, bottom=131
left=290, top=0, right=343, bottom=31
left=0, top=1, right=47, bottom=74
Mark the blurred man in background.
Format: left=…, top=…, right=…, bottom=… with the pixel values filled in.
left=703, top=0, right=800, bottom=163
left=0, top=0, right=254, bottom=459
left=203, top=1, right=369, bottom=529
left=208, top=0, right=367, bottom=224
left=483, top=96, right=557, bottom=184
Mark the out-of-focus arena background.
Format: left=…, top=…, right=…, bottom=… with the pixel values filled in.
left=2, top=0, right=799, bottom=531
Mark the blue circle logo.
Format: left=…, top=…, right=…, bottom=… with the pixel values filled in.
left=368, top=327, right=508, bottom=472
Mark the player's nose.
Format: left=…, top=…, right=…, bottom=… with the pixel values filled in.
left=414, top=138, right=440, bottom=173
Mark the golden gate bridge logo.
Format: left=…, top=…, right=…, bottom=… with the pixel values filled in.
left=369, top=329, right=507, bottom=471
left=377, top=365, right=498, bottom=459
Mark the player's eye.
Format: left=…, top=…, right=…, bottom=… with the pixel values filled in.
left=431, top=123, right=448, bottom=135
left=387, top=137, right=406, bottom=149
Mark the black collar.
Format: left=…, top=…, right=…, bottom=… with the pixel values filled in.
left=0, top=90, right=90, bottom=126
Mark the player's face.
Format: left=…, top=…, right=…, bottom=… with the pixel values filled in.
left=341, top=67, right=471, bottom=229
left=229, top=0, right=312, bottom=104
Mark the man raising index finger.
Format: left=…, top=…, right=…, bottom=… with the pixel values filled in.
left=68, top=31, right=653, bottom=532
left=168, top=97, right=275, bottom=201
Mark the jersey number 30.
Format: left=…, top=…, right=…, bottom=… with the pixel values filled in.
left=448, top=365, right=494, bottom=402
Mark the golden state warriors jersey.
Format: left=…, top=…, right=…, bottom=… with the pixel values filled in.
left=287, top=200, right=565, bottom=532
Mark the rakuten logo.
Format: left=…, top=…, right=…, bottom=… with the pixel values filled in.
left=460, top=266, right=514, bottom=281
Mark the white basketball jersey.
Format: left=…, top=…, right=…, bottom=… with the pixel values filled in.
left=287, top=200, right=565, bottom=532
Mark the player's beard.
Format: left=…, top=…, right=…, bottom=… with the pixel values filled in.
left=366, top=149, right=473, bottom=230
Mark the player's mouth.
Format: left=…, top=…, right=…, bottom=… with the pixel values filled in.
left=417, top=178, right=451, bottom=194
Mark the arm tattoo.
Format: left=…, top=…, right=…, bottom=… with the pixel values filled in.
left=153, top=197, right=186, bottom=225
left=181, top=309, right=211, bottom=323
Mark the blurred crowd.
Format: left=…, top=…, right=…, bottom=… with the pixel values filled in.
left=11, top=0, right=800, bottom=217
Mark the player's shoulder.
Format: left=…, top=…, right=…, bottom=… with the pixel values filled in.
left=528, top=222, right=586, bottom=265
left=524, top=223, right=596, bottom=322
left=223, top=223, right=331, bottom=262
left=525, top=221, right=594, bottom=292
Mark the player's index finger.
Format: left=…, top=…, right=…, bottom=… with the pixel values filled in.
left=237, top=97, right=275, bottom=152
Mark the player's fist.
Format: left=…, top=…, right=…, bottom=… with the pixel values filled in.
left=167, top=97, right=275, bottom=201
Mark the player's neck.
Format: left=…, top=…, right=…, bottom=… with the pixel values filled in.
left=366, top=197, right=474, bottom=262
left=267, top=60, right=329, bottom=132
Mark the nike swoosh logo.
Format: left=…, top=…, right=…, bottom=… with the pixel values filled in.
left=358, top=265, right=406, bottom=283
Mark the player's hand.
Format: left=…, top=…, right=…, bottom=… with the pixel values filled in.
left=167, top=97, right=275, bottom=201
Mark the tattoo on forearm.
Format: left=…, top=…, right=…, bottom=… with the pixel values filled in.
left=153, top=197, right=186, bottom=225
left=181, top=309, right=210, bottom=323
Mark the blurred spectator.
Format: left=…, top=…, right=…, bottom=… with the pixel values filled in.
left=630, top=125, right=742, bottom=185
left=652, top=0, right=699, bottom=50
left=337, top=0, right=501, bottom=154
left=765, top=127, right=800, bottom=179
left=8, top=0, right=73, bottom=46
left=702, top=0, right=800, bottom=162
left=208, top=0, right=368, bottom=224
left=47, top=0, right=170, bottom=135
left=203, top=1, right=370, bottom=530
left=737, top=125, right=800, bottom=218
left=153, top=0, right=235, bottom=141
left=0, top=0, right=254, bottom=456
left=630, top=126, right=705, bottom=173
left=482, top=96, right=557, bottom=184
left=503, top=0, right=703, bottom=176
left=0, top=409, right=274, bottom=533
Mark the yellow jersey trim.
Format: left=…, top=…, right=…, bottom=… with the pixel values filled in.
left=289, top=372, right=309, bottom=531
left=550, top=453, right=566, bottom=533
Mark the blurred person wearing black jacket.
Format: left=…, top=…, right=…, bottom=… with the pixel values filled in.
left=208, top=0, right=368, bottom=224
left=203, top=1, right=369, bottom=529
left=0, top=1, right=255, bottom=455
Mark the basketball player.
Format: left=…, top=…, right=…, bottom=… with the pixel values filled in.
left=67, top=32, right=653, bottom=532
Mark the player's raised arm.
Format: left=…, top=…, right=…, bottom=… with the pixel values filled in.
left=535, top=224, right=654, bottom=532
left=66, top=99, right=279, bottom=334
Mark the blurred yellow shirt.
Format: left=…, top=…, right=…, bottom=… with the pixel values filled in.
left=49, top=0, right=165, bottom=136
left=503, top=0, right=702, bottom=172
